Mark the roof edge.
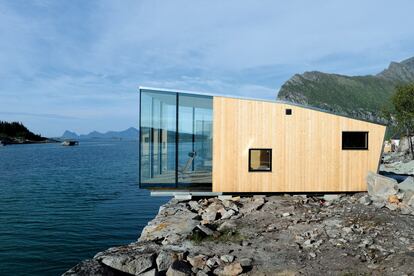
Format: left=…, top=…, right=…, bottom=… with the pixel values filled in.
left=138, top=86, right=388, bottom=126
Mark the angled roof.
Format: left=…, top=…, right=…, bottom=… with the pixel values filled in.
left=139, top=86, right=387, bottom=126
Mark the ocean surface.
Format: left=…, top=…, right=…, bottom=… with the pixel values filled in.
left=0, top=140, right=169, bottom=276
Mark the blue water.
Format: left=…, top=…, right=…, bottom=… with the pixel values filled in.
left=0, top=141, right=168, bottom=276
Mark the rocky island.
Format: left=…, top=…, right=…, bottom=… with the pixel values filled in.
left=64, top=172, right=414, bottom=276
left=0, top=121, right=55, bottom=145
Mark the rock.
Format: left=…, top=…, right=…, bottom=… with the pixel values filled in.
left=217, top=262, right=243, bottom=276
left=139, top=268, right=158, bottom=276
left=201, top=202, right=224, bottom=222
left=388, top=194, right=400, bottom=204
left=187, top=255, right=207, bottom=270
left=367, top=172, right=399, bottom=200
left=403, top=190, right=414, bottom=207
left=220, top=255, right=235, bottom=263
left=217, top=221, right=237, bottom=232
left=156, top=251, right=175, bottom=272
left=206, top=256, right=222, bottom=268
left=139, top=205, right=199, bottom=243
left=282, top=212, right=291, bottom=217
left=188, top=201, right=201, bottom=212
left=221, top=209, right=236, bottom=220
left=323, top=194, right=341, bottom=201
left=240, top=197, right=265, bottom=214
left=196, top=271, right=209, bottom=276
left=101, top=253, right=156, bottom=275
left=166, top=260, right=192, bottom=276
left=399, top=177, right=414, bottom=192
left=196, top=224, right=214, bottom=236
left=385, top=203, right=399, bottom=211
left=372, top=198, right=386, bottom=209
left=63, top=259, right=116, bottom=276
left=309, top=252, right=317, bottom=258
left=238, top=258, right=252, bottom=267
left=359, top=195, right=372, bottom=205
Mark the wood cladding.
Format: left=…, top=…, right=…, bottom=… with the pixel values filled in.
left=212, top=97, right=386, bottom=193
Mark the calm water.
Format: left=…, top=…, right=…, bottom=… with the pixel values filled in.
left=0, top=141, right=168, bottom=276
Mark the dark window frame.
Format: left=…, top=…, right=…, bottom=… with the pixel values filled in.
left=248, top=148, right=272, bottom=172
left=342, top=131, right=369, bottom=150
left=285, top=109, right=292, bottom=115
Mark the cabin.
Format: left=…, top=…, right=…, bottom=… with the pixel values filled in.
left=138, top=87, right=386, bottom=194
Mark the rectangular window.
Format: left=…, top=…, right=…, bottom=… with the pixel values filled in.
left=342, top=131, right=368, bottom=150
left=249, top=149, right=272, bottom=172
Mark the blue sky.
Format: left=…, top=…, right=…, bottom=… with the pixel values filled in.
left=0, top=0, right=414, bottom=136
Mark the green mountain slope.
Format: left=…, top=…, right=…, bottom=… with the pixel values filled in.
left=277, top=56, right=414, bottom=123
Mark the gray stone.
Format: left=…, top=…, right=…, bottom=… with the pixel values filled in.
left=139, top=268, right=158, bottom=276
left=309, top=252, right=317, bottom=258
left=101, top=253, right=155, bottom=275
left=239, top=257, right=252, bottom=267
left=217, top=221, right=237, bottom=232
left=221, top=209, right=236, bottom=220
left=367, top=172, right=399, bottom=200
left=240, top=197, right=265, bottom=214
left=323, top=194, right=341, bottom=201
left=196, top=271, right=209, bottom=276
left=187, top=255, right=207, bottom=270
left=358, top=195, right=372, bottom=205
left=220, top=254, right=235, bottom=263
left=282, top=212, right=291, bottom=217
left=206, top=256, right=221, bottom=268
left=166, top=260, right=192, bottom=276
left=403, top=190, right=414, bottom=207
left=201, top=202, right=224, bottom=222
left=188, top=201, right=201, bottom=212
left=196, top=224, right=214, bottom=236
left=399, top=177, right=414, bottom=192
left=139, top=205, right=199, bottom=242
left=217, top=262, right=243, bottom=276
left=63, top=259, right=116, bottom=276
left=385, top=203, right=399, bottom=211
left=156, top=251, right=175, bottom=272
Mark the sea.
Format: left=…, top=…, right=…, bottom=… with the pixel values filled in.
left=0, top=140, right=169, bottom=276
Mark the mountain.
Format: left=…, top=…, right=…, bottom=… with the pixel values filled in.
left=0, top=121, right=48, bottom=144
left=61, top=127, right=139, bottom=140
left=277, top=56, right=414, bottom=124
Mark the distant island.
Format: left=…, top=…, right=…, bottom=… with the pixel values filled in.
left=61, top=127, right=139, bottom=141
left=0, top=121, right=55, bottom=145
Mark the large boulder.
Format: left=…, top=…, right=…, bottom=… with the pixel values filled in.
left=100, top=252, right=156, bottom=275
left=399, top=177, right=414, bottom=193
left=366, top=172, right=399, bottom=200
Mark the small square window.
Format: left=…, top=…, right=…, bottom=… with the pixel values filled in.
left=249, top=149, right=272, bottom=172
left=342, top=131, right=368, bottom=150
left=285, top=109, right=292, bottom=115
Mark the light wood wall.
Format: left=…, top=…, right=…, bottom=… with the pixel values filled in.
left=212, top=97, right=386, bottom=193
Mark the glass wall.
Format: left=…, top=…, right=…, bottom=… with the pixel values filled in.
left=140, top=90, right=177, bottom=185
left=139, top=89, right=213, bottom=188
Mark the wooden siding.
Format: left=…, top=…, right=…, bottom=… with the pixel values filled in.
left=212, top=97, right=386, bottom=193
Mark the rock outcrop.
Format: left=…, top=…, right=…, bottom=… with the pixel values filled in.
left=64, top=179, right=414, bottom=275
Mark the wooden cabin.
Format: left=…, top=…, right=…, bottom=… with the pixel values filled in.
left=139, top=87, right=386, bottom=193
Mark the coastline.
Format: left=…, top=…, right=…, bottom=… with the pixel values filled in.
left=64, top=179, right=414, bottom=276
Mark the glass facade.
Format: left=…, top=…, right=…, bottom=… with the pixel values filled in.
left=139, top=89, right=213, bottom=188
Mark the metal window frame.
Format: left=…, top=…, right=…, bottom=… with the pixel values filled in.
left=342, top=131, right=369, bottom=150
left=248, top=148, right=273, bottom=172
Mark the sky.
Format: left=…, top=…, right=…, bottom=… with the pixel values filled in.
left=0, top=0, right=414, bottom=137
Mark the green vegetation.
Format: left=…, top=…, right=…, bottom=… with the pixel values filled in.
left=277, top=56, right=414, bottom=126
left=390, top=84, right=414, bottom=159
left=0, top=121, right=46, bottom=143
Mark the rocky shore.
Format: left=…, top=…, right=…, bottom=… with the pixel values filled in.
left=64, top=173, right=414, bottom=276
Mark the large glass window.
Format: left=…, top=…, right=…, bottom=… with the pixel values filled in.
left=178, top=94, right=213, bottom=184
left=139, top=89, right=213, bottom=188
left=140, top=90, right=177, bottom=185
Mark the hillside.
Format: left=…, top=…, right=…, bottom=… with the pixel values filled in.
left=277, top=56, right=414, bottom=124
left=0, top=121, right=48, bottom=144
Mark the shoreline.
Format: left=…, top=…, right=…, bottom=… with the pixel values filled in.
left=64, top=175, right=414, bottom=276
